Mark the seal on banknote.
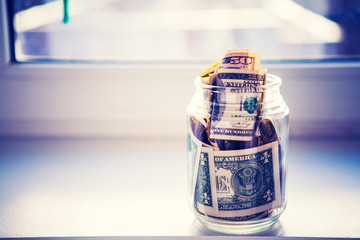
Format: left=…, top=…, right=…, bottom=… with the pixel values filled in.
left=212, top=142, right=281, bottom=218
left=232, top=164, right=265, bottom=199
left=243, top=97, right=259, bottom=114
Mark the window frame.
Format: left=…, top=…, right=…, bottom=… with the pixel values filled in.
left=1, top=0, right=360, bottom=138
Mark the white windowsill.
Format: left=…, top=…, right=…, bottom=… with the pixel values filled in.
left=1, top=62, right=360, bottom=138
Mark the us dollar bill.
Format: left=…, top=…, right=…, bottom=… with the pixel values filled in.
left=188, top=120, right=216, bottom=195
left=214, top=141, right=281, bottom=218
left=215, top=68, right=266, bottom=87
left=193, top=146, right=219, bottom=216
left=221, top=52, right=260, bottom=70
left=210, top=116, right=258, bottom=141
left=214, top=68, right=266, bottom=105
left=188, top=130, right=202, bottom=197
left=209, top=69, right=266, bottom=141
left=256, top=118, right=286, bottom=206
left=193, top=141, right=281, bottom=220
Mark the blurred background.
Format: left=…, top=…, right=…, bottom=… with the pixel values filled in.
left=2, top=0, right=360, bottom=138
left=10, top=0, right=360, bottom=62
left=1, top=0, right=360, bottom=238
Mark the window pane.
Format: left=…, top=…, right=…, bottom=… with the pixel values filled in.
left=10, top=0, right=360, bottom=62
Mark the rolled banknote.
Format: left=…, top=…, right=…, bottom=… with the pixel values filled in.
left=209, top=88, right=264, bottom=142
left=221, top=51, right=260, bottom=71
left=209, top=51, right=266, bottom=144
left=210, top=115, right=259, bottom=141
left=213, top=68, right=266, bottom=87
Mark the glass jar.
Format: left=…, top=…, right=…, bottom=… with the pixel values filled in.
left=186, top=74, right=289, bottom=234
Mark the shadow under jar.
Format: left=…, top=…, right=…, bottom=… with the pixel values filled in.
left=186, top=74, right=289, bottom=234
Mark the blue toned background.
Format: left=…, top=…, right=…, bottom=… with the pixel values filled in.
left=0, top=0, right=360, bottom=238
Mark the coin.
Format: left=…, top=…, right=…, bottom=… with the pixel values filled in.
left=190, top=115, right=212, bottom=146
left=258, top=119, right=278, bottom=144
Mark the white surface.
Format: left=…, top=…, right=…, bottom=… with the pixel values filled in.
left=0, top=137, right=359, bottom=238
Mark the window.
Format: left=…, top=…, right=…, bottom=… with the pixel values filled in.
left=1, top=0, right=360, bottom=138
left=9, top=0, right=360, bottom=62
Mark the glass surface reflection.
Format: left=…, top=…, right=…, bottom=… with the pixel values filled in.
left=190, top=218, right=285, bottom=236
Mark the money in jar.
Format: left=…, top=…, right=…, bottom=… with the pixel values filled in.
left=186, top=49, right=289, bottom=234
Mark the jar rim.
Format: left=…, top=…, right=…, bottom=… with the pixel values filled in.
left=195, top=73, right=282, bottom=91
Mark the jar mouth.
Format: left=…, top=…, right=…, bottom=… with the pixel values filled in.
left=195, top=73, right=282, bottom=92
